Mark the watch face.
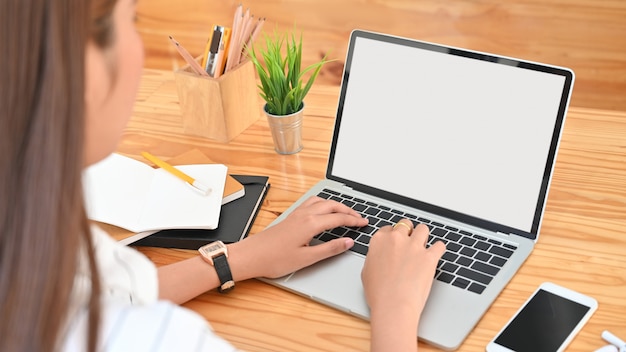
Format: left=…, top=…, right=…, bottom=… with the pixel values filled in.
left=205, top=242, right=224, bottom=252
left=199, top=241, right=227, bottom=264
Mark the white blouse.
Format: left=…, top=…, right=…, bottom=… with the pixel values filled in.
left=61, top=226, right=237, bottom=351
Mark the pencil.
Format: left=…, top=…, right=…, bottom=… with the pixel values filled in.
left=141, top=152, right=211, bottom=195
left=237, top=14, right=256, bottom=64
left=168, top=35, right=209, bottom=76
left=225, top=4, right=243, bottom=72
left=243, top=17, right=265, bottom=62
left=231, top=8, right=251, bottom=67
left=249, top=17, right=265, bottom=46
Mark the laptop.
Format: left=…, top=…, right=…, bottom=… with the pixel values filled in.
left=260, top=29, right=574, bottom=350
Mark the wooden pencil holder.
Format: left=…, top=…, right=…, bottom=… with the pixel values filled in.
left=174, top=59, right=259, bottom=142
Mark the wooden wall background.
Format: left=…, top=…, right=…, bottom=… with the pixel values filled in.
left=136, top=0, right=626, bottom=112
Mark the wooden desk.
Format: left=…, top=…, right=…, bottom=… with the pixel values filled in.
left=106, top=69, right=626, bottom=351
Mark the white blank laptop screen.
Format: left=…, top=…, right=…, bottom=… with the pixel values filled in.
left=331, top=37, right=567, bottom=233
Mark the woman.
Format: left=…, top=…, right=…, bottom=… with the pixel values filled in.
left=0, top=0, right=445, bottom=351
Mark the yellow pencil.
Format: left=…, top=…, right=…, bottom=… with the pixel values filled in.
left=141, top=152, right=211, bottom=195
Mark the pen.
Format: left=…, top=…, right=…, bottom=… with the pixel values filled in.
left=141, top=152, right=211, bottom=195
left=204, top=26, right=224, bottom=76
left=213, top=27, right=231, bottom=78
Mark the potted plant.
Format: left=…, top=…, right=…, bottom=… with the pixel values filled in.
left=247, top=29, right=331, bottom=154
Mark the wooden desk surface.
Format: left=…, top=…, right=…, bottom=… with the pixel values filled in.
left=106, top=69, right=626, bottom=351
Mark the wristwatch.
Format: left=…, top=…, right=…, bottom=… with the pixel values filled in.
left=198, top=241, right=234, bottom=293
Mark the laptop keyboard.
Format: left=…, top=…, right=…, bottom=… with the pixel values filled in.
left=315, top=189, right=518, bottom=295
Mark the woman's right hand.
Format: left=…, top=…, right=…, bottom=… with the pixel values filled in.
left=361, top=220, right=446, bottom=352
left=227, top=196, right=368, bottom=281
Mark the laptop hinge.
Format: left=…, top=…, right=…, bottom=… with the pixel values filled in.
left=496, top=231, right=513, bottom=237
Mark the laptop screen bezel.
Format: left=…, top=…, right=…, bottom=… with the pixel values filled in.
left=325, top=29, right=574, bottom=241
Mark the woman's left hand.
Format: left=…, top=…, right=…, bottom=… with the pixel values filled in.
left=227, top=196, right=368, bottom=281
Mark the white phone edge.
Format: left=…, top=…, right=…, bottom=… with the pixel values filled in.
left=485, top=281, right=599, bottom=352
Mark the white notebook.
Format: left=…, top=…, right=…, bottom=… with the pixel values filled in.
left=83, top=153, right=227, bottom=233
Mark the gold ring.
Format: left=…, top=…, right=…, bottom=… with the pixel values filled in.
left=393, top=221, right=413, bottom=235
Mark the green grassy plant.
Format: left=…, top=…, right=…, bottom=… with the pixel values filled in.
left=247, top=30, right=331, bottom=116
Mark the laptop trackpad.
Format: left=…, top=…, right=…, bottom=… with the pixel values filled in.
left=282, top=252, right=370, bottom=318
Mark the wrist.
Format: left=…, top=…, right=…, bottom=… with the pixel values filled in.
left=198, top=241, right=234, bottom=293
left=370, top=302, right=421, bottom=322
left=226, top=241, right=262, bottom=282
left=369, top=299, right=421, bottom=332
left=370, top=305, right=420, bottom=352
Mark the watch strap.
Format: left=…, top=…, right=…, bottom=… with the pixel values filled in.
left=213, top=253, right=234, bottom=293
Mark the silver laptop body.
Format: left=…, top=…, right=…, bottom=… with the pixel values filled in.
left=260, top=29, right=574, bottom=351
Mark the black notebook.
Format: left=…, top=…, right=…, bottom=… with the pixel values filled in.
left=130, top=175, right=270, bottom=249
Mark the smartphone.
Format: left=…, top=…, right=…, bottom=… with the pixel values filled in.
left=486, top=282, right=598, bottom=352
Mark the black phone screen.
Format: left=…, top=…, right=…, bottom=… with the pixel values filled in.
left=494, top=289, right=591, bottom=352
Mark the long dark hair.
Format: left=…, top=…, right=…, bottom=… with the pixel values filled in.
left=0, top=0, right=117, bottom=350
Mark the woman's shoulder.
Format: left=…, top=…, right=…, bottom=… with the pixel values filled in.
left=79, top=225, right=159, bottom=305
left=63, top=227, right=239, bottom=350
left=63, top=300, right=238, bottom=352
